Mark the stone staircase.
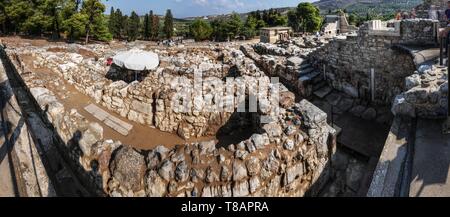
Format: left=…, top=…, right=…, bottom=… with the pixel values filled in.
left=297, top=61, right=332, bottom=99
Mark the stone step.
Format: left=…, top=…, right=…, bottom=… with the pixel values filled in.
left=299, top=63, right=311, bottom=70
left=298, top=70, right=320, bottom=83
left=298, top=67, right=314, bottom=76
left=84, top=104, right=133, bottom=136
left=312, top=72, right=324, bottom=84
left=313, top=85, right=332, bottom=99
left=313, top=80, right=327, bottom=91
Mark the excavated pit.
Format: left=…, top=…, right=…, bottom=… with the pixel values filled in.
left=1, top=38, right=339, bottom=197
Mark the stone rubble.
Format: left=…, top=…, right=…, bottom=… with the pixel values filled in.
left=5, top=41, right=337, bottom=197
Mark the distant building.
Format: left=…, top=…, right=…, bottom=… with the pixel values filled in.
left=260, top=27, right=292, bottom=43
left=322, top=12, right=356, bottom=36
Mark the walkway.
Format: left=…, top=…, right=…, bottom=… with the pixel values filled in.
left=84, top=104, right=133, bottom=136
left=392, top=44, right=440, bottom=68
left=409, top=118, right=450, bottom=197
left=0, top=57, right=18, bottom=197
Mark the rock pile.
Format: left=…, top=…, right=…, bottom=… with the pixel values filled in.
left=392, top=64, right=448, bottom=118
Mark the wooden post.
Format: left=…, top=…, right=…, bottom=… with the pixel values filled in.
left=447, top=44, right=450, bottom=119
left=371, top=68, right=375, bottom=103
left=440, top=36, right=444, bottom=66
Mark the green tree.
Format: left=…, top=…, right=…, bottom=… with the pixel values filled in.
left=150, top=10, right=159, bottom=40
left=211, top=18, right=228, bottom=41
left=255, top=10, right=261, bottom=20
left=92, top=14, right=112, bottom=41
left=143, top=13, right=150, bottom=40
left=189, top=19, right=212, bottom=41
left=81, top=0, right=106, bottom=44
left=62, top=12, right=88, bottom=40
left=0, top=1, right=7, bottom=33
left=121, top=15, right=128, bottom=39
left=113, top=8, right=123, bottom=39
left=47, top=0, right=64, bottom=39
left=273, top=14, right=287, bottom=26
left=348, top=13, right=357, bottom=26
left=287, top=10, right=300, bottom=32
left=163, top=9, right=173, bottom=39
left=22, top=10, right=51, bottom=36
left=295, top=3, right=322, bottom=33
left=5, top=0, right=34, bottom=34
left=61, top=0, right=81, bottom=42
left=127, top=11, right=140, bottom=41
left=108, top=7, right=116, bottom=38
left=243, top=15, right=257, bottom=39
left=226, top=13, right=243, bottom=40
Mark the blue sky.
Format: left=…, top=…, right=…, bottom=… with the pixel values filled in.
left=102, top=0, right=314, bottom=18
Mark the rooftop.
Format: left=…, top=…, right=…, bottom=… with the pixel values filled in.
left=260, top=26, right=293, bottom=31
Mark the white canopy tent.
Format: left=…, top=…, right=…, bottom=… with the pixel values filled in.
left=112, top=49, right=159, bottom=80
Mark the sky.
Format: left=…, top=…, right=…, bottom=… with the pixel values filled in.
left=102, top=0, right=314, bottom=18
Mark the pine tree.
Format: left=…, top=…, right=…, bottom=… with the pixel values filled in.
left=151, top=11, right=159, bottom=40
left=81, top=0, right=106, bottom=44
left=5, top=0, right=34, bottom=34
left=163, top=9, right=173, bottom=39
left=121, top=15, right=128, bottom=40
left=190, top=19, right=212, bottom=41
left=143, top=13, right=150, bottom=40
left=108, top=7, right=115, bottom=39
left=114, top=8, right=122, bottom=39
left=127, top=11, right=140, bottom=41
left=62, top=0, right=82, bottom=42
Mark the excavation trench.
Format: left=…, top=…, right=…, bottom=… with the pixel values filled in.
left=242, top=43, right=393, bottom=196
left=1, top=47, right=101, bottom=196
left=2, top=40, right=337, bottom=197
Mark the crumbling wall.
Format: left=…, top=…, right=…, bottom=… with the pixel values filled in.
left=5, top=45, right=337, bottom=197
left=309, top=20, right=438, bottom=105
left=17, top=46, right=256, bottom=139
left=392, top=65, right=448, bottom=118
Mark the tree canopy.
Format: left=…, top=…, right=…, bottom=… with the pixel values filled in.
left=189, top=19, right=212, bottom=41
left=164, top=9, right=173, bottom=39
left=288, top=3, right=322, bottom=33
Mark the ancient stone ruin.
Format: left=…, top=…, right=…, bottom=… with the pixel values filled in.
left=0, top=14, right=448, bottom=197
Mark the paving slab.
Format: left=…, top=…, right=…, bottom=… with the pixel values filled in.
left=314, top=86, right=332, bottom=99
left=84, top=104, right=133, bottom=136
left=409, top=119, right=450, bottom=197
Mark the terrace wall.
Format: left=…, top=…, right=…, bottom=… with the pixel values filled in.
left=309, top=19, right=438, bottom=105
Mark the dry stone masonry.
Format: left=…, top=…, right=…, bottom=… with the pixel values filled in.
left=4, top=41, right=337, bottom=197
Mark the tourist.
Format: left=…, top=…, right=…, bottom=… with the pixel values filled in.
left=411, top=8, right=417, bottom=19
left=402, top=11, right=409, bottom=19
left=395, top=11, right=402, bottom=20
left=439, top=1, right=450, bottom=54
left=429, top=5, right=438, bottom=20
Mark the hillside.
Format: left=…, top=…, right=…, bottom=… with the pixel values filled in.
left=314, top=0, right=422, bottom=15
left=179, top=0, right=423, bottom=21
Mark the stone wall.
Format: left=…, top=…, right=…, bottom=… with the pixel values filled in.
left=17, top=45, right=267, bottom=139
left=5, top=45, right=338, bottom=197
left=309, top=19, right=438, bottom=105
left=392, top=64, right=448, bottom=118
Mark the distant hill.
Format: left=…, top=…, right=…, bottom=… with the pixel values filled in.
left=179, top=0, right=423, bottom=21
left=314, top=0, right=422, bottom=15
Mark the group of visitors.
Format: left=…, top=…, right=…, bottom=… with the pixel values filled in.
left=395, top=9, right=417, bottom=20
left=438, top=1, right=450, bottom=54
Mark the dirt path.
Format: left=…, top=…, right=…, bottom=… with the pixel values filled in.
left=19, top=55, right=215, bottom=150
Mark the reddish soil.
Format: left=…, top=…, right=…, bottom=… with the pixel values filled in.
left=19, top=53, right=217, bottom=150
